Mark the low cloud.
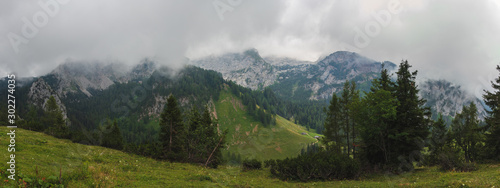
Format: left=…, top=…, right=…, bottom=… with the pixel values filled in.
left=1, top=0, right=499, bottom=96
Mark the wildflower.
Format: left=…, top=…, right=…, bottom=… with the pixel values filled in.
left=42, top=177, right=46, bottom=181
left=4, top=180, right=8, bottom=183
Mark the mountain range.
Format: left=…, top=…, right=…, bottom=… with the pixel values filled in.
left=0, top=49, right=489, bottom=160
left=192, top=49, right=487, bottom=119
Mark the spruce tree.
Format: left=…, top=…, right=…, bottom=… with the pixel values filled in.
left=185, top=106, right=203, bottom=162
left=450, top=103, right=482, bottom=163
left=348, top=81, right=360, bottom=158
left=393, top=60, right=430, bottom=168
left=428, top=114, right=447, bottom=165
left=359, top=67, right=398, bottom=165
left=45, top=96, right=68, bottom=138
left=322, top=94, right=342, bottom=153
left=160, top=95, right=184, bottom=160
left=101, top=119, right=124, bottom=150
left=340, top=81, right=352, bottom=155
left=483, top=65, right=500, bottom=160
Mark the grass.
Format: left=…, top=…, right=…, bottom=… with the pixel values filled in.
left=1, top=126, right=500, bottom=187
left=215, top=89, right=318, bottom=161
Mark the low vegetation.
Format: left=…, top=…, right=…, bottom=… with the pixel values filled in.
left=1, top=126, right=499, bottom=187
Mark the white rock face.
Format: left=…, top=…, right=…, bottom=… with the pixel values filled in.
left=50, top=60, right=157, bottom=97
left=28, top=78, right=69, bottom=121
left=191, top=49, right=277, bottom=90
left=419, top=79, right=487, bottom=119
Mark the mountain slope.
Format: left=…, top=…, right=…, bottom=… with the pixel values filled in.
left=270, top=51, right=396, bottom=101
left=193, top=49, right=488, bottom=121
left=1, top=126, right=499, bottom=187
left=192, top=49, right=276, bottom=90
left=215, top=89, right=318, bottom=161
left=192, top=50, right=396, bottom=101
left=3, top=61, right=319, bottom=162
left=419, top=79, right=488, bottom=120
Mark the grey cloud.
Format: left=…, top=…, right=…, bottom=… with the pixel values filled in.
left=1, top=0, right=499, bottom=96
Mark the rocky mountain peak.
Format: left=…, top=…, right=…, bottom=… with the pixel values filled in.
left=28, top=78, right=68, bottom=122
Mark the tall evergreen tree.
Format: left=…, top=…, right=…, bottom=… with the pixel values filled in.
left=450, top=102, right=482, bottom=163
left=358, top=67, right=398, bottom=165
left=159, top=95, right=184, bottom=160
left=101, top=119, right=124, bottom=150
left=323, top=80, right=360, bottom=157
left=322, top=94, right=342, bottom=153
left=348, top=81, right=361, bottom=158
left=483, top=65, right=500, bottom=160
left=428, top=114, right=447, bottom=164
left=185, top=106, right=204, bottom=162
left=44, top=96, right=68, bottom=138
left=393, top=60, right=430, bottom=167
left=340, top=81, right=353, bottom=156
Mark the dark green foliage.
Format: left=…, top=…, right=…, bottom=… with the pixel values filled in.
left=160, top=95, right=185, bottom=161
left=157, top=96, right=225, bottom=168
left=483, top=65, right=500, bottom=160
left=0, top=102, right=7, bottom=126
left=449, top=102, right=483, bottom=163
left=322, top=94, right=342, bottom=152
left=18, top=105, right=45, bottom=131
left=345, top=61, right=430, bottom=170
left=100, top=119, right=124, bottom=150
left=268, top=150, right=360, bottom=182
left=392, top=60, right=431, bottom=168
left=322, top=81, right=360, bottom=157
left=242, top=159, right=262, bottom=170
left=230, top=80, right=325, bottom=130
left=357, top=67, right=398, bottom=165
left=226, top=151, right=242, bottom=165
left=438, top=149, right=478, bottom=172
left=123, top=141, right=163, bottom=159
left=44, top=96, right=69, bottom=139
left=426, top=114, right=448, bottom=166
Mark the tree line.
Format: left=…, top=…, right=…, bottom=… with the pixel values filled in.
left=262, top=60, right=500, bottom=182
left=156, top=95, right=226, bottom=168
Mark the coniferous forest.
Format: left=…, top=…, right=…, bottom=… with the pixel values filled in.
left=3, top=1, right=500, bottom=187
left=2, top=60, right=499, bottom=186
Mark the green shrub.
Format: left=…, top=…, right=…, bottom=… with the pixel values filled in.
left=264, top=159, right=276, bottom=168
left=269, top=150, right=360, bottom=182
left=438, top=151, right=477, bottom=172
left=242, top=159, right=262, bottom=170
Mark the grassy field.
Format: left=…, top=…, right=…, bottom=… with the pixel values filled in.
left=214, top=89, right=318, bottom=161
left=1, top=126, right=500, bottom=187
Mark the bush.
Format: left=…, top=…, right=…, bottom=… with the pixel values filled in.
left=269, top=150, right=360, bottom=182
left=438, top=151, right=477, bottom=172
left=242, top=159, right=262, bottom=170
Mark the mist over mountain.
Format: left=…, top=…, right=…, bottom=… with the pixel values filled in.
left=193, top=49, right=488, bottom=120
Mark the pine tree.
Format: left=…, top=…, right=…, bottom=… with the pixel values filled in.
left=483, top=65, right=500, bottom=160
left=185, top=106, right=203, bottom=162
left=159, top=95, right=184, bottom=160
left=323, top=80, right=360, bottom=157
left=340, top=81, right=352, bottom=155
left=428, top=114, right=447, bottom=164
left=450, top=102, right=482, bottom=163
left=101, top=119, right=124, bottom=150
left=393, top=60, right=430, bottom=168
left=358, top=67, right=398, bottom=165
left=201, top=105, right=225, bottom=168
left=348, top=81, right=360, bottom=158
left=44, top=96, right=68, bottom=138
left=322, top=94, right=342, bottom=153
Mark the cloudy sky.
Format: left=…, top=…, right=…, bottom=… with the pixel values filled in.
left=1, top=0, right=500, bottom=96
